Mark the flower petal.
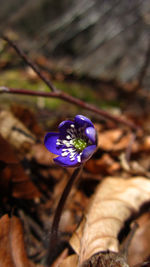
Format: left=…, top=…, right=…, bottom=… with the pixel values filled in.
left=44, top=132, right=62, bottom=155
left=81, top=145, right=97, bottom=162
left=54, top=155, right=80, bottom=167
left=85, top=127, right=97, bottom=144
left=58, top=120, right=74, bottom=138
left=75, top=115, right=94, bottom=128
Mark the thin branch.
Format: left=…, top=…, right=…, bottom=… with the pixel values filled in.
left=0, top=86, right=140, bottom=131
left=136, top=40, right=150, bottom=90
left=125, top=132, right=136, bottom=162
left=0, top=36, right=141, bottom=130
left=1, top=35, right=57, bottom=92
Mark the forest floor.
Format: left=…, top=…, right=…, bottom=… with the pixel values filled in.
left=0, top=37, right=150, bottom=267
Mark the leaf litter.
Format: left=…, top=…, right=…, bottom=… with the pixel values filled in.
left=0, top=39, right=150, bottom=267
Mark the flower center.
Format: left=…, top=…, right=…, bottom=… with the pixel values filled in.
left=73, top=138, right=87, bottom=151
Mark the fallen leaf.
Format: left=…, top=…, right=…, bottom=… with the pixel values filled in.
left=70, top=177, right=150, bottom=266
left=98, top=129, right=132, bottom=151
left=0, top=110, right=35, bottom=150
left=128, top=213, right=150, bottom=267
left=31, top=143, right=55, bottom=166
left=0, top=136, right=41, bottom=200
left=141, top=136, right=150, bottom=151
left=11, top=105, right=43, bottom=137
left=51, top=248, right=69, bottom=267
left=0, top=214, right=35, bottom=267
left=0, top=163, right=41, bottom=200
left=86, top=153, right=120, bottom=175
left=0, top=135, right=18, bottom=164
left=59, top=255, right=78, bottom=267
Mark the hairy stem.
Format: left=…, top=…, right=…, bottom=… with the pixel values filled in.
left=46, top=166, right=83, bottom=266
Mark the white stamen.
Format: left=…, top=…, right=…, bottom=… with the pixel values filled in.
left=70, top=153, right=76, bottom=158
left=57, top=124, right=87, bottom=162
left=66, top=143, right=71, bottom=147
left=67, top=129, right=76, bottom=138
left=77, top=155, right=81, bottom=162
left=61, top=151, right=69, bottom=156
left=62, top=148, right=67, bottom=151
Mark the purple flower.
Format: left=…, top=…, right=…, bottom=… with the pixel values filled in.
left=44, top=115, right=97, bottom=167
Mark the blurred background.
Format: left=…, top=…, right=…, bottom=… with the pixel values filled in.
left=0, top=0, right=150, bottom=87
left=0, top=3, right=150, bottom=266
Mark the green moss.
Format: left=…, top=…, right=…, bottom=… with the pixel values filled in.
left=54, top=81, right=96, bottom=103
left=54, top=81, right=120, bottom=109
left=0, top=70, right=38, bottom=89
left=0, top=69, right=120, bottom=112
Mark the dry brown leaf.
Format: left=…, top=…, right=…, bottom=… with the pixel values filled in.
left=0, top=136, right=41, bottom=200
left=141, top=136, right=150, bottom=151
left=0, top=135, right=18, bottom=164
left=69, top=176, right=150, bottom=266
left=0, top=214, right=35, bottom=267
left=128, top=213, right=150, bottom=267
left=0, top=163, right=41, bottom=200
left=59, top=255, right=78, bottom=267
left=11, top=164, right=41, bottom=199
left=0, top=110, right=35, bottom=150
left=120, top=153, right=150, bottom=177
left=51, top=248, right=69, bottom=267
left=31, top=143, right=55, bottom=166
left=98, top=129, right=132, bottom=151
left=11, top=105, right=43, bottom=137
left=85, top=153, right=120, bottom=175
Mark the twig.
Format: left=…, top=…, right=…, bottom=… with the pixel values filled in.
left=0, top=36, right=141, bottom=130
left=136, top=40, right=150, bottom=90
left=125, top=132, right=136, bottom=162
left=46, top=166, right=83, bottom=266
left=1, top=35, right=57, bottom=92
left=0, top=86, right=140, bottom=131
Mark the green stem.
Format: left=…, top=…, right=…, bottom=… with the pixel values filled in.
left=46, top=166, right=83, bottom=266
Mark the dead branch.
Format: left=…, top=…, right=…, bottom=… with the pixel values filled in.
left=0, top=36, right=140, bottom=131
left=0, top=86, right=139, bottom=131
left=136, top=40, right=150, bottom=90
left=2, top=35, right=57, bottom=92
